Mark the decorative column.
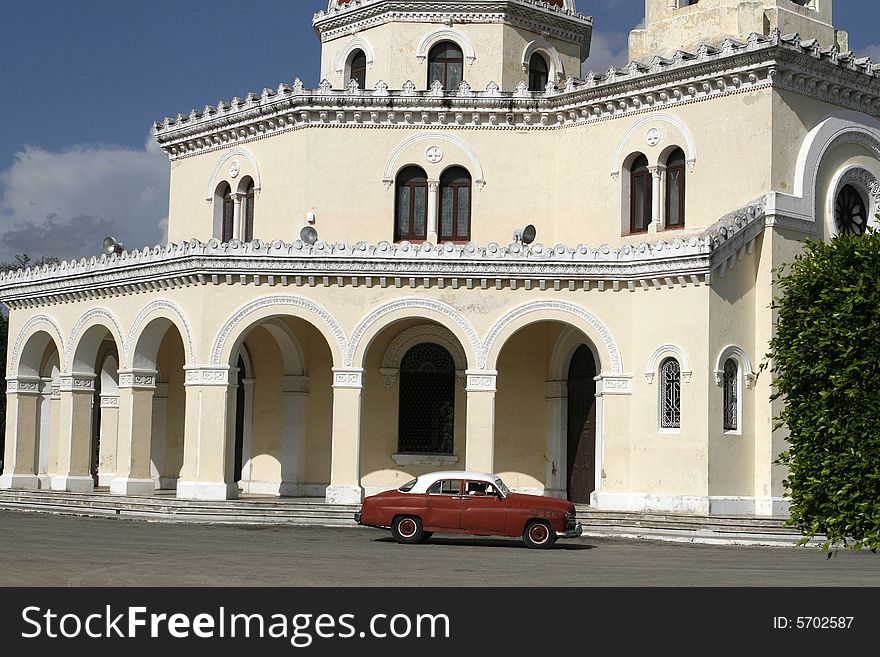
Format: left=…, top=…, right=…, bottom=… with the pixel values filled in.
left=426, top=179, right=440, bottom=243
left=280, top=375, right=309, bottom=497
left=327, top=368, right=364, bottom=504
left=0, top=377, right=42, bottom=490
left=111, top=369, right=157, bottom=495
left=649, top=165, right=663, bottom=233
left=231, top=192, right=244, bottom=241
left=149, top=383, right=171, bottom=489
left=544, top=380, right=568, bottom=499
left=52, top=373, right=97, bottom=492
left=36, top=377, right=53, bottom=487
left=177, top=366, right=238, bottom=500
left=465, top=370, right=497, bottom=473
left=45, top=382, right=61, bottom=488
left=97, top=391, right=120, bottom=487
left=238, top=378, right=255, bottom=492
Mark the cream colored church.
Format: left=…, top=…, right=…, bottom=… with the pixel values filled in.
left=2, top=0, right=877, bottom=518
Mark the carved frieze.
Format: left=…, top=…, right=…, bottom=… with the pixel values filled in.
left=333, top=368, right=364, bottom=389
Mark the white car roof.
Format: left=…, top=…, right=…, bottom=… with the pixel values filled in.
left=406, top=471, right=500, bottom=494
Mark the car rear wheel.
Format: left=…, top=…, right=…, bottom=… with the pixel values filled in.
left=391, top=516, right=424, bottom=544
left=523, top=520, right=556, bottom=549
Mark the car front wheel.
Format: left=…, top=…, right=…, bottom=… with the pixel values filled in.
left=523, top=520, right=557, bottom=549
left=391, top=516, right=425, bottom=544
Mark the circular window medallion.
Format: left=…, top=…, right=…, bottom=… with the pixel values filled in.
left=646, top=128, right=661, bottom=147
left=835, top=184, right=868, bottom=236
left=229, top=161, right=240, bottom=178
left=426, top=146, right=443, bottom=164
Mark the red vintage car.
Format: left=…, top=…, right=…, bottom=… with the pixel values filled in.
left=355, top=470, right=582, bottom=549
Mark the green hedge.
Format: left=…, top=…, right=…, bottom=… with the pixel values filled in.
left=769, top=234, right=880, bottom=552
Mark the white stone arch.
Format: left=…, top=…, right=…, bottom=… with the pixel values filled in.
left=334, top=36, right=376, bottom=75
left=383, top=132, right=485, bottom=189
left=347, top=298, right=481, bottom=370
left=548, top=324, right=602, bottom=381
left=65, top=308, right=125, bottom=373
left=482, top=301, right=622, bottom=374
left=521, top=38, right=565, bottom=82
left=125, top=300, right=196, bottom=369
left=229, top=317, right=307, bottom=376
left=205, top=147, right=263, bottom=202
left=415, top=28, right=477, bottom=65
left=713, top=345, right=754, bottom=387
left=379, top=324, right=468, bottom=388
left=611, top=113, right=698, bottom=177
left=10, top=315, right=65, bottom=378
left=211, top=295, right=347, bottom=368
left=645, top=344, right=692, bottom=384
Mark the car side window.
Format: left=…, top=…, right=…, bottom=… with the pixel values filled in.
left=465, top=481, right=498, bottom=497
left=427, top=479, right=462, bottom=495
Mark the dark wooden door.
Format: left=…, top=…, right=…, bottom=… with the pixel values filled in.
left=567, top=345, right=597, bottom=504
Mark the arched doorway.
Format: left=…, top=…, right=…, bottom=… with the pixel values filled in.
left=398, top=343, right=456, bottom=455
left=567, top=344, right=596, bottom=503
left=233, top=354, right=247, bottom=484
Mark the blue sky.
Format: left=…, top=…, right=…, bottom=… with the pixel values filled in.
left=1, top=1, right=878, bottom=262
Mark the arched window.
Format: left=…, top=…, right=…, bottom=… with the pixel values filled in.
left=242, top=179, right=255, bottom=242
left=528, top=52, right=549, bottom=91
left=630, top=154, right=652, bottom=234
left=428, top=42, right=464, bottom=90
left=722, top=358, right=738, bottom=432
left=219, top=183, right=234, bottom=242
left=398, top=343, right=456, bottom=454
left=835, top=184, right=868, bottom=236
left=660, top=357, right=681, bottom=430
left=665, top=148, right=686, bottom=229
left=348, top=49, right=367, bottom=89
left=395, top=166, right=428, bottom=241
left=439, top=167, right=471, bottom=242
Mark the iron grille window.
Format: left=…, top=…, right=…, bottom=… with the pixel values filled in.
left=835, top=184, right=867, bottom=236
left=722, top=358, right=738, bottom=432
left=660, top=357, right=681, bottom=429
left=398, top=343, right=456, bottom=453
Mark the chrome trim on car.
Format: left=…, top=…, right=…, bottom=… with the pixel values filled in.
left=557, top=523, right=583, bottom=539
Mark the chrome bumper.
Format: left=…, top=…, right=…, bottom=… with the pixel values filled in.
left=557, top=522, right=583, bottom=539
left=354, top=512, right=362, bottom=524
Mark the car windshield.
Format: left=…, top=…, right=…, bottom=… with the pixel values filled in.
left=398, top=478, right=418, bottom=492
left=493, top=477, right=511, bottom=496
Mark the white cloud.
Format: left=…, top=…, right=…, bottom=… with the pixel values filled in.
left=859, top=43, right=880, bottom=61
left=0, top=137, right=169, bottom=264
left=582, top=30, right=630, bottom=76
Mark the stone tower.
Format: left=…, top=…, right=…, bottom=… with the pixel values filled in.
left=313, top=0, right=593, bottom=91
left=629, top=0, right=846, bottom=62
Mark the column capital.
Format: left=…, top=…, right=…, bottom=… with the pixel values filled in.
left=332, top=368, right=363, bottom=389
left=58, top=372, right=96, bottom=393
left=545, top=380, right=568, bottom=399
left=595, top=373, right=633, bottom=396
left=184, top=365, right=231, bottom=387
left=465, top=369, right=498, bottom=393
left=6, top=376, right=42, bottom=396
left=118, top=368, right=158, bottom=390
left=100, top=395, right=120, bottom=409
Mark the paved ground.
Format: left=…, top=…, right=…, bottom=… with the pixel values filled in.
left=2, top=510, right=879, bottom=587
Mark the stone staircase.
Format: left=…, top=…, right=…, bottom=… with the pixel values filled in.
left=0, top=489, right=816, bottom=547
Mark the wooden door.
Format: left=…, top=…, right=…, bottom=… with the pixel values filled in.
left=567, top=345, right=597, bottom=504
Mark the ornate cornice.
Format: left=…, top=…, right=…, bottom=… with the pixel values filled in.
left=0, top=203, right=768, bottom=308
left=154, top=29, right=880, bottom=162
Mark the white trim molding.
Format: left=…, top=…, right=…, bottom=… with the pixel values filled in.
left=383, top=132, right=486, bottom=189
left=205, top=147, right=262, bottom=201
left=713, top=345, right=754, bottom=387
left=380, top=324, right=468, bottom=389
left=521, top=38, right=565, bottom=81
left=415, top=28, right=476, bottom=65
left=611, top=113, right=698, bottom=177
left=333, top=35, right=376, bottom=74
left=645, top=344, right=692, bottom=384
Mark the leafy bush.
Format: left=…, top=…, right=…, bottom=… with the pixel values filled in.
left=769, top=234, right=880, bottom=552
